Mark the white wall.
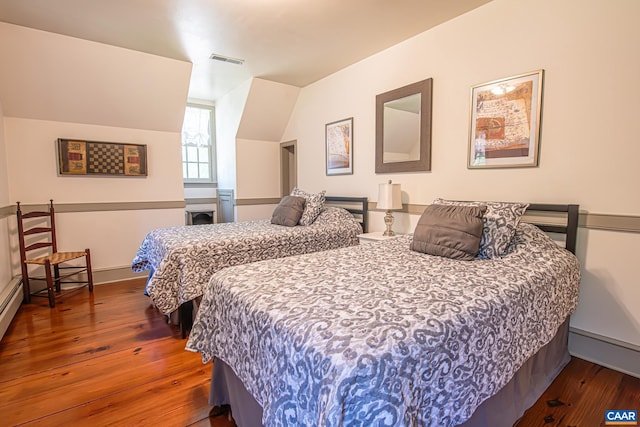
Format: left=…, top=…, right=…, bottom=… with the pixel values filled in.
left=4, top=117, right=185, bottom=274
left=4, top=208, right=186, bottom=279
left=235, top=204, right=278, bottom=222
left=0, top=22, right=191, bottom=282
left=572, top=228, right=640, bottom=345
left=285, top=0, right=640, bottom=214
left=5, top=118, right=184, bottom=204
left=283, top=0, right=640, bottom=347
left=233, top=79, right=300, bottom=220
left=184, top=187, right=217, bottom=200
left=0, top=101, right=12, bottom=291
left=0, top=100, right=22, bottom=341
left=215, top=79, right=252, bottom=193
left=235, top=138, right=281, bottom=222
left=236, top=139, right=281, bottom=199
left=215, top=78, right=300, bottom=221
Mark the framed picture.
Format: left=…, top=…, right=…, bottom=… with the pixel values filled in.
left=468, top=70, right=544, bottom=168
left=57, top=138, right=147, bottom=176
left=325, top=118, right=353, bottom=175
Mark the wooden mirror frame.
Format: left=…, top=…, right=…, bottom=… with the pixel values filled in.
left=375, top=78, right=433, bottom=173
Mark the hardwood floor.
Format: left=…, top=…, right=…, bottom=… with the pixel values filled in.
left=1, top=278, right=638, bottom=426
left=0, top=278, right=231, bottom=427
left=519, top=357, right=640, bottom=426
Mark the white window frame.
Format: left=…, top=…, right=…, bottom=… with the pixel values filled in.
left=182, top=103, right=217, bottom=184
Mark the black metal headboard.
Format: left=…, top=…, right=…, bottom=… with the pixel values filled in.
left=325, top=196, right=369, bottom=233
left=524, top=204, right=579, bottom=254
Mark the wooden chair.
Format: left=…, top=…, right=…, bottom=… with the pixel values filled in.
left=16, top=200, right=94, bottom=307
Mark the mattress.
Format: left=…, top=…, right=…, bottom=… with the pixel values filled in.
left=186, top=223, right=581, bottom=426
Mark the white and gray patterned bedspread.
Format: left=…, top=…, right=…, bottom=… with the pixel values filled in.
left=186, top=223, right=581, bottom=427
left=131, top=207, right=362, bottom=314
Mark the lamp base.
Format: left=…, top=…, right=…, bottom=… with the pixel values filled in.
left=383, top=210, right=395, bottom=236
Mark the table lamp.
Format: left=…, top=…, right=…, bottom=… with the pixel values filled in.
left=377, top=180, right=402, bottom=236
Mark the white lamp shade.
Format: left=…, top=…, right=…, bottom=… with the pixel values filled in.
left=377, top=181, right=402, bottom=210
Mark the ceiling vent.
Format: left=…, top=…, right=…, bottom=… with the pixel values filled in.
left=209, top=54, right=245, bottom=65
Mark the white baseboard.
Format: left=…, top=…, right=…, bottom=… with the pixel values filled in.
left=569, top=328, right=640, bottom=379
left=92, top=265, right=148, bottom=284
left=23, top=266, right=147, bottom=293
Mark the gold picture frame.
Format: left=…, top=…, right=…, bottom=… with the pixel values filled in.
left=57, top=139, right=147, bottom=176
left=468, top=70, right=544, bottom=168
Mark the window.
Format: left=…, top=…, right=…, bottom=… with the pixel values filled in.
left=182, top=104, right=216, bottom=183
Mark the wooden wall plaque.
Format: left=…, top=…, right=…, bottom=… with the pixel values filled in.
left=57, top=139, right=147, bottom=177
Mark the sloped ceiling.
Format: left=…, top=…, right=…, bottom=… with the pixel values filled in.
left=237, top=79, right=300, bottom=142
left=0, top=23, right=192, bottom=132
left=0, top=0, right=492, bottom=102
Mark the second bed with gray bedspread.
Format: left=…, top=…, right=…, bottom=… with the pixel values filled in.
left=132, top=207, right=362, bottom=315
left=186, top=223, right=580, bottom=426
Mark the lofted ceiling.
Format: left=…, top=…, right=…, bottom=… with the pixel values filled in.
left=0, top=0, right=491, bottom=102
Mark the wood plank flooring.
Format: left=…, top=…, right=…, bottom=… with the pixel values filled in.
left=1, top=278, right=638, bottom=426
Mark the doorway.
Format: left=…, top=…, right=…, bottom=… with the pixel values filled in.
left=280, top=140, right=297, bottom=196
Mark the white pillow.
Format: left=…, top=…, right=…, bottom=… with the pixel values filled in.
left=290, top=188, right=326, bottom=226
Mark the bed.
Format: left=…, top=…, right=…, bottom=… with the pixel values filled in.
left=132, top=195, right=367, bottom=335
left=185, top=202, right=581, bottom=427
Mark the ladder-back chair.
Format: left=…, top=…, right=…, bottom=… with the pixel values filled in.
left=16, top=200, right=94, bottom=307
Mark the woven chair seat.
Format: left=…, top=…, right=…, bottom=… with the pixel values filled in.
left=25, top=251, right=88, bottom=266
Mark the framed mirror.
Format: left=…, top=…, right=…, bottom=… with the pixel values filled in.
left=375, top=78, right=433, bottom=173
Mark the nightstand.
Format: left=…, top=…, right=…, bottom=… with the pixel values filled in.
left=357, top=231, right=403, bottom=244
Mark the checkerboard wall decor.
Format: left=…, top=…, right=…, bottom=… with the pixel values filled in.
left=57, top=139, right=147, bottom=176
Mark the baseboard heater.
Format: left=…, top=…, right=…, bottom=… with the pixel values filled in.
left=0, top=277, right=22, bottom=340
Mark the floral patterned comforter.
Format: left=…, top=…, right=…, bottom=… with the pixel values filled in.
left=131, top=207, right=362, bottom=314
left=186, top=223, right=581, bottom=427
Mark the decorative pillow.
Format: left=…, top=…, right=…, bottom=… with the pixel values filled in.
left=411, top=204, right=487, bottom=261
left=290, top=188, right=326, bottom=226
left=433, top=198, right=529, bottom=259
left=271, top=196, right=306, bottom=227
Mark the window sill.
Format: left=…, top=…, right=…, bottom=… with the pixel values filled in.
left=184, top=182, right=217, bottom=188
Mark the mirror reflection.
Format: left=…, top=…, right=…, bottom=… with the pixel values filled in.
left=375, top=78, right=432, bottom=173
left=382, top=93, right=421, bottom=163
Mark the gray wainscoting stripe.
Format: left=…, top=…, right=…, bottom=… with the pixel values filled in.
left=235, top=198, right=281, bottom=206
left=0, top=205, right=13, bottom=219
left=367, top=202, right=425, bottom=215
left=580, top=213, right=640, bottom=233
left=367, top=202, right=640, bottom=233
left=185, top=198, right=217, bottom=205
left=2, top=201, right=186, bottom=216
left=2, top=201, right=639, bottom=233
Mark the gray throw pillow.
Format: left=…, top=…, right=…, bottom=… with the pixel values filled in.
left=411, top=204, right=487, bottom=261
left=433, top=198, right=529, bottom=259
left=271, top=196, right=306, bottom=227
